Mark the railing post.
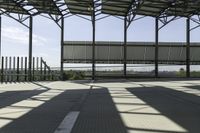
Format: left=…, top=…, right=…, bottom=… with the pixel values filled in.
left=13, top=57, right=15, bottom=82
left=1, top=57, right=4, bottom=83
left=36, top=57, right=39, bottom=80
left=21, top=57, right=23, bottom=82
left=11, top=57, right=14, bottom=82
left=48, top=66, right=51, bottom=80
left=9, top=57, right=11, bottom=82
left=25, top=57, right=27, bottom=81
left=17, top=57, right=19, bottom=82
left=44, top=62, right=47, bottom=81
left=40, top=57, right=43, bottom=81
left=5, top=57, right=8, bottom=83
left=33, top=57, right=35, bottom=81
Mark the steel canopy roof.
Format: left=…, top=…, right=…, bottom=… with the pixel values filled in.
left=101, top=0, right=133, bottom=16
left=65, top=0, right=93, bottom=16
left=136, top=0, right=200, bottom=17
left=0, top=0, right=29, bottom=14
left=0, top=0, right=200, bottom=17
left=27, top=0, right=61, bottom=15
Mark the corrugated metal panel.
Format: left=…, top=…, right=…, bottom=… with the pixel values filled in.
left=101, top=0, right=132, bottom=16
left=191, top=47, right=200, bottom=61
left=63, top=41, right=200, bottom=64
left=65, top=0, right=93, bottom=16
left=0, top=1, right=28, bottom=14
left=28, top=0, right=61, bottom=15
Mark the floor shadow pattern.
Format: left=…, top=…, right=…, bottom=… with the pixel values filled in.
left=127, top=86, right=200, bottom=133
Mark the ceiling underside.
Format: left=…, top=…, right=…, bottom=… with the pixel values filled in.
left=0, top=0, right=200, bottom=17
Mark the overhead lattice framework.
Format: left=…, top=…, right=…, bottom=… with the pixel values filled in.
left=0, top=0, right=64, bottom=15
left=0, top=0, right=29, bottom=14
left=27, top=0, right=62, bottom=15
left=135, top=0, right=200, bottom=17
left=0, top=0, right=200, bottom=17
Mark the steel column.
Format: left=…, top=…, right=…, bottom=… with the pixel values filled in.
left=124, top=17, right=127, bottom=77
left=155, top=18, right=159, bottom=78
left=28, top=16, right=33, bottom=81
left=92, top=6, right=96, bottom=80
left=186, top=18, right=190, bottom=78
left=60, top=17, right=64, bottom=80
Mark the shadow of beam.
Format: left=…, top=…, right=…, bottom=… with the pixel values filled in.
left=0, top=90, right=47, bottom=109
left=127, top=86, right=200, bottom=133
left=0, top=88, right=89, bottom=133
left=184, top=85, right=200, bottom=92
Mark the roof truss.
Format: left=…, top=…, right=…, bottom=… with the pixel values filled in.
left=0, top=0, right=200, bottom=18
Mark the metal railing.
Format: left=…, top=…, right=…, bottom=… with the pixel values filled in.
left=0, top=56, right=60, bottom=82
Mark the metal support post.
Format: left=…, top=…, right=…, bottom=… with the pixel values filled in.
left=124, top=17, right=127, bottom=77
left=186, top=18, right=190, bottom=78
left=155, top=17, right=159, bottom=78
left=60, top=17, right=64, bottom=80
left=92, top=5, right=96, bottom=80
left=28, top=16, right=33, bottom=81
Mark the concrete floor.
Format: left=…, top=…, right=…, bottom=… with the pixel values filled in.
left=0, top=79, right=200, bottom=133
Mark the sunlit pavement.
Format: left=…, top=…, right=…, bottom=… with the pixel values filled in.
left=0, top=79, right=200, bottom=133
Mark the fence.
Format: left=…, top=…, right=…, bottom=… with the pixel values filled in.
left=0, top=56, right=60, bottom=82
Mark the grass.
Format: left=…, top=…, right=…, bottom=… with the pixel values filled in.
left=176, top=68, right=200, bottom=77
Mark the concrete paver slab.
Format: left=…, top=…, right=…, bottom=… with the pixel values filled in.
left=0, top=79, right=200, bottom=133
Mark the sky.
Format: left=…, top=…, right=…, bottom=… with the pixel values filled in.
left=1, top=14, right=200, bottom=67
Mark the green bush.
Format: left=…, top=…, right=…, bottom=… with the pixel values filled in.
left=176, top=68, right=186, bottom=77
left=176, top=68, right=200, bottom=77
left=63, top=70, right=85, bottom=80
left=191, top=71, right=200, bottom=77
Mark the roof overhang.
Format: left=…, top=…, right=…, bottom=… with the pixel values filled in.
left=0, top=0, right=200, bottom=18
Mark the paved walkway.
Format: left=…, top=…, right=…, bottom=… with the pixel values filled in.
left=0, top=79, right=200, bottom=133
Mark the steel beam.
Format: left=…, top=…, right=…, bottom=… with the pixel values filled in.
left=186, top=18, right=190, bottom=78
left=92, top=6, right=96, bottom=80
left=155, top=17, right=159, bottom=78
left=124, top=17, right=127, bottom=77
left=60, top=17, right=64, bottom=80
left=28, top=16, right=33, bottom=81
